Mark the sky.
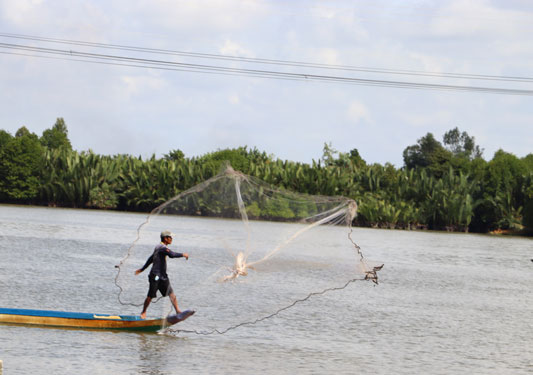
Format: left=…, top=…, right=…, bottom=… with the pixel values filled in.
left=0, top=0, right=532, bottom=167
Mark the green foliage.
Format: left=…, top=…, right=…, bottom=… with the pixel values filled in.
left=88, top=183, right=119, bottom=209
left=522, top=154, right=533, bottom=172
left=521, top=173, right=533, bottom=233
left=0, top=122, right=530, bottom=234
left=420, top=168, right=479, bottom=231
left=523, top=199, right=533, bottom=232
left=40, top=149, right=122, bottom=208
left=322, top=143, right=366, bottom=169
left=470, top=150, right=526, bottom=231
left=321, top=142, right=338, bottom=167
left=403, top=132, right=452, bottom=177
left=197, top=147, right=252, bottom=173
left=0, top=127, right=43, bottom=201
left=263, top=197, right=295, bottom=220
left=443, top=127, right=483, bottom=159
left=246, top=201, right=262, bottom=218
left=484, top=150, right=526, bottom=195
left=119, top=157, right=181, bottom=211
left=347, top=149, right=366, bottom=168
left=15, top=126, right=32, bottom=138
left=164, top=149, right=185, bottom=162
left=0, top=130, right=12, bottom=148
left=41, top=118, right=72, bottom=150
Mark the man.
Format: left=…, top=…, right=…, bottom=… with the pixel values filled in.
left=135, top=230, right=189, bottom=319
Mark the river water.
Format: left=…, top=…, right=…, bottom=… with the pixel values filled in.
left=0, top=205, right=531, bottom=374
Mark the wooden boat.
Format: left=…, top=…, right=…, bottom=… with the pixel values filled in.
left=0, top=307, right=194, bottom=332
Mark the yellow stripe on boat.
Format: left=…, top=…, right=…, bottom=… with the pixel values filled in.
left=93, top=315, right=122, bottom=320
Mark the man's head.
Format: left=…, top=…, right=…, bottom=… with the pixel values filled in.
left=160, top=230, right=173, bottom=244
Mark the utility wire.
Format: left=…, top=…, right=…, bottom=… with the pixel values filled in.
left=1, top=32, right=533, bottom=83
left=1, top=41, right=533, bottom=96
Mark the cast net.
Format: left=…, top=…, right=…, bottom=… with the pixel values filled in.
left=114, top=165, right=382, bottom=334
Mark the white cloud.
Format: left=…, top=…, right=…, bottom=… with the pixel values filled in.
left=119, top=74, right=166, bottom=98
left=0, top=0, right=44, bottom=25
left=228, top=94, right=240, bottom=105
left=130, top=0, right=270, bottom=34
left=399, top=110, right=454, bottom=128
left=431, top=0, right=532, bottom=38
left=219, top=40, right=254, bottom=57
left=347, top=100, right=370, bottom=123
left=317, top=48, right=341, bottom=65
left=407, top=52, right=450, bottom=75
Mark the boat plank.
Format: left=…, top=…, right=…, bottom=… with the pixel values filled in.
left=0, top=308, right=166, bottom=332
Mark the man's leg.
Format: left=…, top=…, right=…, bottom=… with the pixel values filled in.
left=169, top=292, right=181, bottom=314
left=140, top=297, right=152, bottom=319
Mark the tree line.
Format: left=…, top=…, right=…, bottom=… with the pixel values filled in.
left=1, top=118, right=532, bottom=234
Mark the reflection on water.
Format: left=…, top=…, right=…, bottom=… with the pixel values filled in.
left=136, top=334, right=181, bottom=375
left=0, top=205, right=532, bottom=375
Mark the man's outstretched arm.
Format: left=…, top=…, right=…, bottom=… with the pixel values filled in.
left=135, top=254, right=154, bottom=275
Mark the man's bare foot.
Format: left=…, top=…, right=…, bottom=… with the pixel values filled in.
left=140, top=312, right=146, bottom=319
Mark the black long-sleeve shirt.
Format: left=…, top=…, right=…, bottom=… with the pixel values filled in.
left=140, top=243, right=184, bottom=279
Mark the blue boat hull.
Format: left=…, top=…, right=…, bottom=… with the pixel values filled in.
left=0, top=307, right=194, bottom=332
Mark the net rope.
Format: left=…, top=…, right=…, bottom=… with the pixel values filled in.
left=165, top=227, right=383, bottom=335
left=113, top=164, right=383, bottom=333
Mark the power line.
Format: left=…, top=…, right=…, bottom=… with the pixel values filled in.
left=1, top=41, right=533, bottom=96
left=0, top=50, right=307, bottom=84
left=1, top=32, right=533, bottom=83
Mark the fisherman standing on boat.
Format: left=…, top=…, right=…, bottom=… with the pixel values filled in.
left=135, top=230, right=189, bottom=319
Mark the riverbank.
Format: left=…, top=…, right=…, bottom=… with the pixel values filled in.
left=489, top=227, right=533, bottom=237
left=2, top=202, right=532, bottom=237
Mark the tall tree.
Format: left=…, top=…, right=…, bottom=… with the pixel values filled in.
left=0, top=129, right=12, bottom=149
left=522, top=154, right=533, bottom=172
left=197, top=147, right=251, bottom=173
left=348, top=148, right=366, bottom=168
left=164, top=149, right=185, bottom=162
left=403, top=133, right=452, bottom=176
left=473, top=150, right=527, bottom=230
left=15, top=126, right=32, bottom=138
left=41, top=118, right=72, bottom=150
left=443, top=127, right=483, bottom=159
left=0, top=127, right=43, bottom=201
left=321, top=142, right=338, bottom=167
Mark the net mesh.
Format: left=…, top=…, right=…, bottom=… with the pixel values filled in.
left=114, top=164, right=382, bottom=333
